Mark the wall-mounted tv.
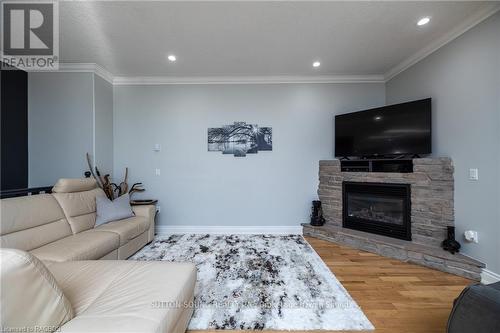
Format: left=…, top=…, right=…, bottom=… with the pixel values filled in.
left=335, top=98, right=431, bottom=158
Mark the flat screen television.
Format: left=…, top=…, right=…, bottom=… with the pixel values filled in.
left=335, top=98, right=431, bottom=158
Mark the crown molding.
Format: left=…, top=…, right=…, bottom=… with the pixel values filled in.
left=93, top=64, right=115, bottom=84
left=57, top=63, right=114, bottom=84
left=112, top=74, right=385, bottom=85
left=57, top=63, right=384, bottom=85
left=384, top=3, right=500, bottom=81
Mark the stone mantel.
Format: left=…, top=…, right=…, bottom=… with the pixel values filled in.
left=303, top=157, right=485, bottom=280
left=319, top=158, right=454, bottom=247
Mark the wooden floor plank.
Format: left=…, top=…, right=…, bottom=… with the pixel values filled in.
left=188, top=236, right=471, bottom=333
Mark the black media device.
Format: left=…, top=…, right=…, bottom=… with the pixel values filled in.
left=335, top=98, right=432, bottom=158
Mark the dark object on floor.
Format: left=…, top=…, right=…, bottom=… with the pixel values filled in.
left=447, top=282, right=500, bottom=333
left=442, top=226, right=461, bottom=254
left=310, top=200, right=325, bottom=226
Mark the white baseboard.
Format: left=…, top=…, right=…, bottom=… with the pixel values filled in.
left=481, top=269, right=500, bottom=284
left=155, top=225, right=303, bottom=236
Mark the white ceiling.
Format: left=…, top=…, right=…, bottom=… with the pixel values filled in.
left=59, top=1, right=500, bottom=79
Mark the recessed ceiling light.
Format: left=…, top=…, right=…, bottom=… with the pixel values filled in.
left=312, top=61, right=321, bottom=68
left=167, top=55, right=177, bottom=62
left=417, top=17, right=431, bottom=26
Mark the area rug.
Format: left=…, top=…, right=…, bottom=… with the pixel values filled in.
left=130, top=234, right=373, bottom=330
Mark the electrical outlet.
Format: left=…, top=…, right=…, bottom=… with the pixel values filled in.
left=153, top=143, right=161, bottom=152
left=157, top=206, right=161, bottom=213
left=155, top=168, right=161, bottom=176
left=469, top=168, right=479, bottom=181
left=464, top=230, right=479, bottom=243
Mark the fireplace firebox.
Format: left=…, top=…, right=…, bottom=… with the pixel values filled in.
left=343, top=182, right=411, bottom=241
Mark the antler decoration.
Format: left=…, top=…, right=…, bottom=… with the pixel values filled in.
left=86, top=153, right=136, bottom=200
left=86, top=153, right=103, bottom=189
left=101, top=174, right=114, bottom=200
left=119, top=167, right=128, bottom=194
left=129, top=183, right=145, bottom=198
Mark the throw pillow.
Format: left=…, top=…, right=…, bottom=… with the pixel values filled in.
left=95, top=193, right=134, bottom=226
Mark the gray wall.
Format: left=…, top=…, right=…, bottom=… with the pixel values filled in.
left=28, top=72, right=94, bottom=187
left=113, top=84, right=385, bottom=227
left=94, top=74, right=114, bottom=175
left=386, top=13, right=500, bottom=273
left=28, top=72, right=114, bottom=187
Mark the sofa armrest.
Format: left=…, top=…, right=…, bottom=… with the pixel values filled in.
left=448, top=283, right=500, bottom=333
left=132, top=204, right=155, bottom=218
left=132, top=205, right=156, bottom=242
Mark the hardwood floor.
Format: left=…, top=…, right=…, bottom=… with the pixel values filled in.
left=306, top=237, right=471, bottom=333
left=189, top=236, right=472, bottom=333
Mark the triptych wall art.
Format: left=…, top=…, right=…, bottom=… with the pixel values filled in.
left=208, top=122, right=272, bottom=157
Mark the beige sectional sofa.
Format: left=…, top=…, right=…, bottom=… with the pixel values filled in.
left=1, top=179, right=197, bottom=333
left=1, top=178, right=155, bottom=260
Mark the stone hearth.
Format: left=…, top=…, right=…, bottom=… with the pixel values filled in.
left=303, top=158, right=485, bottom=280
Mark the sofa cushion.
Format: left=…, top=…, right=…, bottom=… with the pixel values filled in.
left=1, top=194, right=72, bottom=251
left=95, top=216, right=149, bottom=246
left=117, top=231, right=149, bottom=260
left=52, top=188, right=107, bottom=234
left=31, top=230, right=119, bottom=262
left=0, top=249, right=74, bottom=331
left=46, top=260, right=196, bottom=333
left=52, top=178, right=98, bottom=193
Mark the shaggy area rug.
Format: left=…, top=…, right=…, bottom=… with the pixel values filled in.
left=130, top=234, right=373, bottom=331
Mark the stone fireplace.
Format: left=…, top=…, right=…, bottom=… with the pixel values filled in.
left=303, top=158, right=485, bottom=280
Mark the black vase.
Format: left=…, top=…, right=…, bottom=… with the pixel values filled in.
left=442, top=226, right=461, bottom=254
left=310, top=200, right=326, bottom=226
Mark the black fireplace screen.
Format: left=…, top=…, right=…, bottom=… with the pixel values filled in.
left=343, top=182, right=411, bottom=240
left=347, top=194, right=404, bottom=225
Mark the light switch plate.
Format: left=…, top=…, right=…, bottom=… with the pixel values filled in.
left=155, top=168, right=161, bottom=176
left=469, top=168, right=479, bottom=180
left=153, top=144, right=161, bottom=152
